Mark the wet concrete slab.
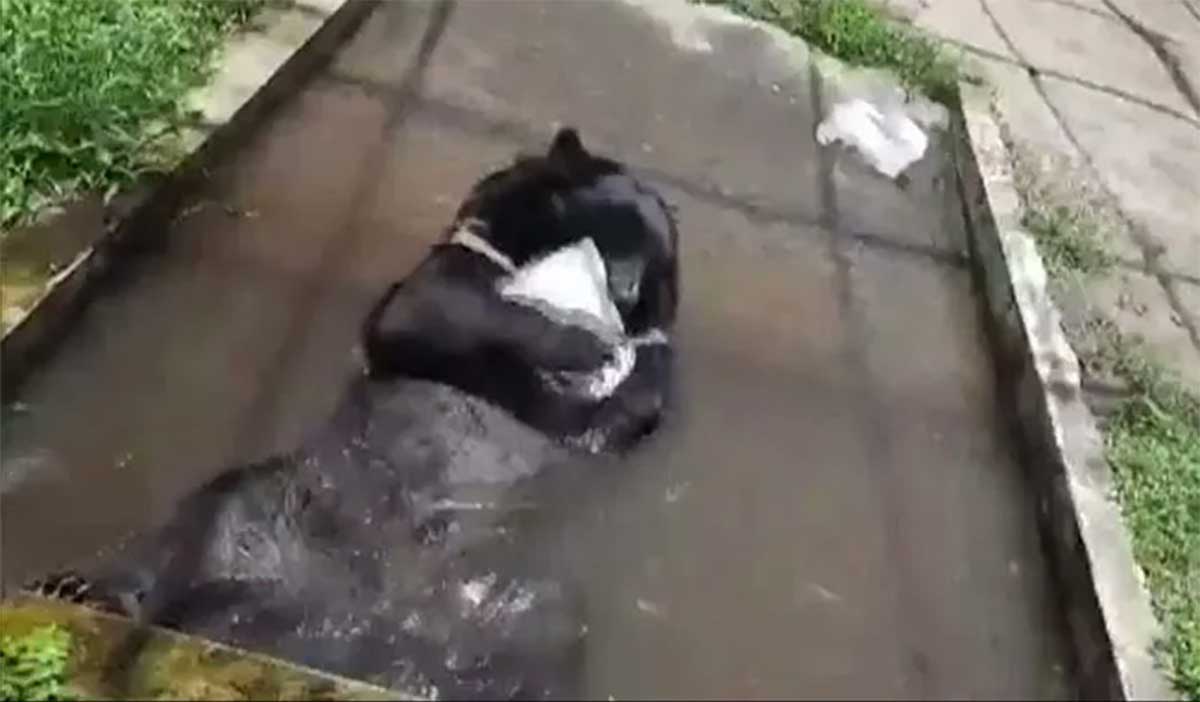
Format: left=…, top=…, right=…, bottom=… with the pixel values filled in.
left=2, top=1, right=1071, bottom=697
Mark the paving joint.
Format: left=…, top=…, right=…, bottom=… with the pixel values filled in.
left=930, top=32, right=1200, bottom=129
left=991, top=112, right=1200, bottom=357
left=976, top=0, right=1200, bottom=361
left=1100, top=0, right=1200, bottom=118
left=226, top=0, right=453, bottom=463
left=1030, top=0, right=1121, bottom=23
left=320, top=73, right=970, bottom=270
left=1182, top=0, right=1200, bottom=25
left=810, top=58, right=937, bottom=698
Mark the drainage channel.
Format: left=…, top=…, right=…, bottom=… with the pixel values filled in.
left=1, top=1, right=1072, bottom=697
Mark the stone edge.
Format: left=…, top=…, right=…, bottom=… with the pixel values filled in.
left=3, top=594, right=413, bottom=700
left=0, top=0, right=378, bottom=394
left=952, top=81, right=1175, bottom=700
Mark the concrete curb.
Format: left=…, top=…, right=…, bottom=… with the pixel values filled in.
left=1, top=0, right=378, bottom=394
left=952, top=82, right=1174, bottom=700
left=1, top=594, right=418, bottom=700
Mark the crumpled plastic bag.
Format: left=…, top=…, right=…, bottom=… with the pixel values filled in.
left=498, top=238, right=635, bottom=399
left=499, top=237, right=625, bottom=339
left=816, top=98, right=928, bottom=179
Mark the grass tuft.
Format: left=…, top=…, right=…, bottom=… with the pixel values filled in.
left=1095, top=332, right=1200, bottom=698
left=0, top=0, right=261, bottom=232
left=0, top=625, right=75, bottom=701
left=708, top=0, right=960, bottom=104
left=1021, top=204, right=1113, bottom=277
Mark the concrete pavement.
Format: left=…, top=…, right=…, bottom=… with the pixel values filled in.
left=3, top=1, right=1071, bottom=697
left=888, top=0, right=1200, bottom=390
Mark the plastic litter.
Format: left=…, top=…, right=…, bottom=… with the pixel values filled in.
left=815, top=98, right=928, bottom=179
left=499, top=237, right=624, bottom=338
left=499, top=238, right=633, bottom=399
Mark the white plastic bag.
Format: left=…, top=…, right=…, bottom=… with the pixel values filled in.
left=499, top=237, right=625, bottom=338
left=815, top=98, right=928, bottom=179
left=498, top=238, right=633, bottom=398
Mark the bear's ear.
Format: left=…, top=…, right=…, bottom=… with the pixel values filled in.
left=548, top=127, right=588, bottom=166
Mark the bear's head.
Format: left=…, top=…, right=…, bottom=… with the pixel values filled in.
left=450, top=127, right=678, bottom=334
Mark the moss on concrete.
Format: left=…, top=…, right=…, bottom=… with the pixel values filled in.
left=0, top=596, right=402, bottom=701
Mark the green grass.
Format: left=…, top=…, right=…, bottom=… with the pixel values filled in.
left=0, top=0, right=261, bottom=232
left=706, top=0, right=960, bottom=104
left=1010, top=142, right=1116, bottom=279
left=1013, top=136, right=1194, bottom=693
left=1022, top=203, right=1114, bottom=277
left=0, top=625, right=74, bottom=701
left=1096, top=334, right=1200, bottom=698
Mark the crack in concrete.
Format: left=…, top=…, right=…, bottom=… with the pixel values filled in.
left=978, top=0, right=1200, bottom=354
left=1181, top=0, right=1200, bottom=26
left=809, top=59, right=934, bottom=701
left=1158, top=281, right=1200, bottom=350
left=229, top=0, right=457, bottom=464
left=321, top=71, right=970, bottom=271
left=929, top=33, right=1200, bottom=130
left=1100, top=0, right=1200, bottom=119
left=415, top=94, right=971, bottom=269
left=1029, top=0, right=1120, bottom=24
left=1114, top=259, right=1200, bottom=287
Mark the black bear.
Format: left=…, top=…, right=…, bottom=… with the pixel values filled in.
left=363, top=127, right=678, bottom=453
left=24, top=128, right=680, bottom=700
